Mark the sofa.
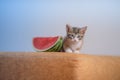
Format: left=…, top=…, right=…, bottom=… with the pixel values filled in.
left=0, top=52, right=120, bottom=80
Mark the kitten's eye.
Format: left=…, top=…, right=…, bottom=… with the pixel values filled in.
left=71, top=34, right=74, bottom=37
left=67, top=34, right=74, bottom=39
left=77, top=35, right=81, bottom=38
left=77, top=35, right=83, bottom=40
left=81, top=36, right=83, bottom=38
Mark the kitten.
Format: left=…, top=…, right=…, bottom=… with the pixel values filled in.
left=63, top=24, right=87, bottom=53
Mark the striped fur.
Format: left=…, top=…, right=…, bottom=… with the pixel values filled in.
left=63, top=24, right=87, bottom=53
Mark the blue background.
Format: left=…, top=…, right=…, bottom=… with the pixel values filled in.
left=0, top=0, right=120, bottom=55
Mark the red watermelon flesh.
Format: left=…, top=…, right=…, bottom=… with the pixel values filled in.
left=33, top=36, right=59, bottom=51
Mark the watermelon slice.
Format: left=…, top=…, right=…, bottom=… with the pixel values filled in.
left=33, top=36, right=63, bottom=52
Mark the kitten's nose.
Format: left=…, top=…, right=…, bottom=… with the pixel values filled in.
left=73, top=39, right=78, bottom=42
left=74, top=40, right=77, bottom=42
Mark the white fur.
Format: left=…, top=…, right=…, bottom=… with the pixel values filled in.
left=64, top=40, right=83, bottom=53
left=74, top=50, right=80, bottom=53
left=65, top=48, right=73, bottom=53
left=63, top=24, right=87, bottom=53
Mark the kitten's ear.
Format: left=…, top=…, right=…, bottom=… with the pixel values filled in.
left=66, top=24, right=72, bottom=33
left=80, top=26, right=87, bottom=34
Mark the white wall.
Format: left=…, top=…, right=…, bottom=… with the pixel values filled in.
left=0, top=0, right=120, bottom=55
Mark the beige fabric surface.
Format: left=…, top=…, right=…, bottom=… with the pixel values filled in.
left=0, top=52, right=120, bottom=80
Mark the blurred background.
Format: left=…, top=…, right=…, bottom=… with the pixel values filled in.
left=0, top=0, right=120, bottom=55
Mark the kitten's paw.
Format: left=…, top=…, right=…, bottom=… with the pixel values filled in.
left=65, top=49, right=73, bottom=53
left=74, top=50, right=80, bottom=53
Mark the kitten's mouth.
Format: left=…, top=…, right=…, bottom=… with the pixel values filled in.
left=73, top=40, right=78, bottom=42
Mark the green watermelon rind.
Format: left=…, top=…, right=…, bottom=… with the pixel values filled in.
left=40, top=37, right=62, bottom=52
left=33, top=36, right=63, bottom=52
left=55, top=38, right=63, bottom=51
left=57, top=38, right=63, bottom=51
left=53, top=39, right=62, bottom=51
left=44, top=37, right=63, bottom=52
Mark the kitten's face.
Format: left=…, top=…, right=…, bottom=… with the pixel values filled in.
left=66, top=24, right=87, bottom=42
